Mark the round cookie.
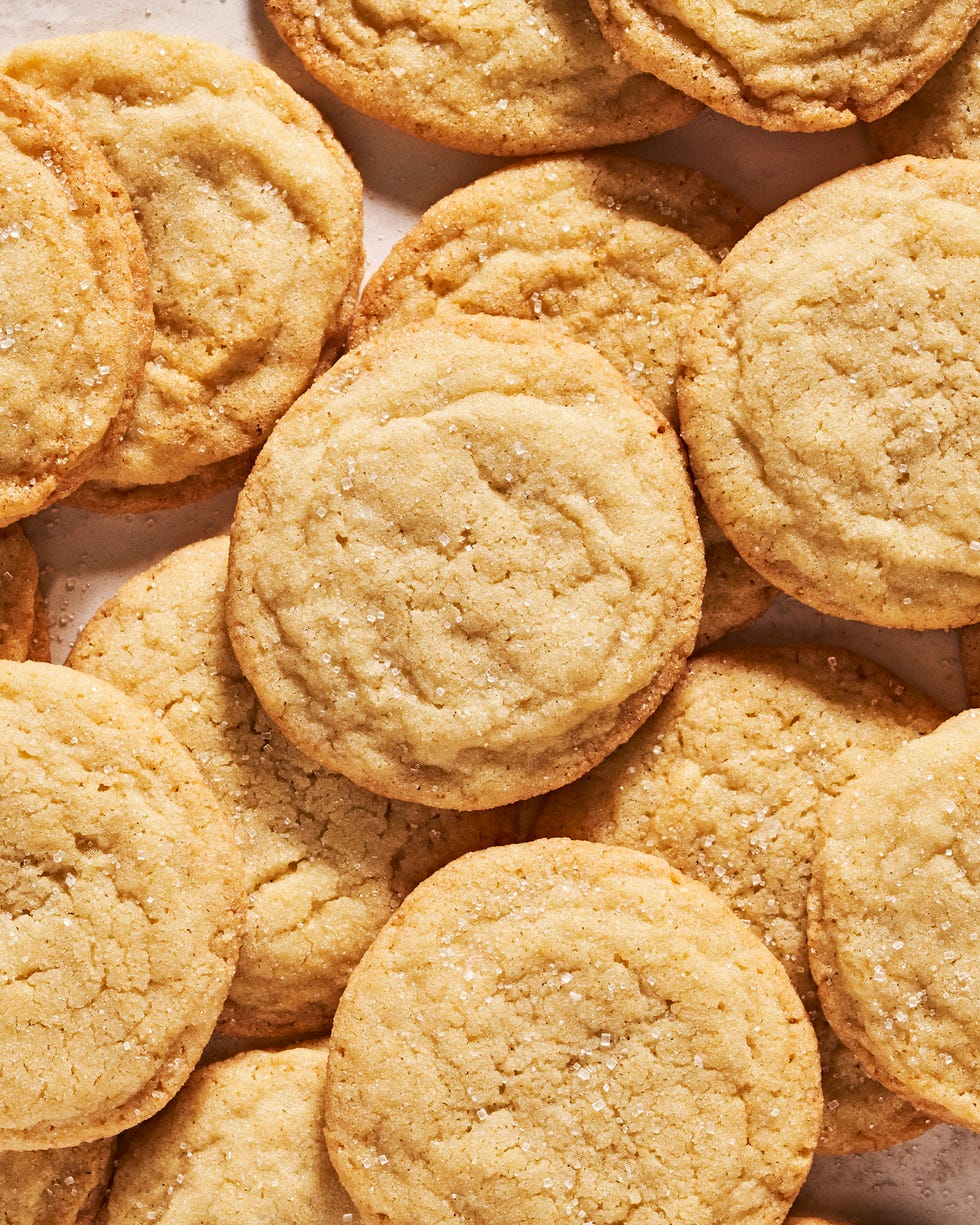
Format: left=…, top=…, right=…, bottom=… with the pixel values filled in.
left=536, top=644, right=943, bottom=1153
left=228, top=317, right=704, bottom=810
left=69, top=535, right=519, bottom=1040
left=2, top=32, right=364, bottom=511
left=871, top=22, right=980, bottom=160
left=0, top=524, right=40, bottom=662
left=97, top=1044, right=359, bottom=1225
left=349, top=154, right=769, bottom=648
left=808, top=707, right=980, bottom=1133
left=680, top=155, right=980, bottom=630
left=0, top=660, right=245, bottom=1150
left=0, top=73, right=151, bottom=526
left=262, top=0, right=700, bottom=156
left=0, top=1140, right=115, bottom=1225
left=325, top=839, right=821, bottom=1225
left=584, top=0, right=980, bottom=131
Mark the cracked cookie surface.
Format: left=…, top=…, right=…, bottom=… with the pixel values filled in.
left=585, top=0, right=980, bottom=130
left=537, top=644, right=945, bottom=1153
left=228, top=318, right=704, bottom=810
left=69, top=536, right=518, bottom=1040
left=680, top=155, right=980, bottom=630
left=262, top=0, right=700, bottom=155
left=326, top=838, right=821, bottom=1225
left=97, top=1044, right=359, bottom=1225
left=0, top=660, right=244, bottom=1150
left=0, top=74, right=150, bottom=526
left=2, top=32, right=363, bottom=510
left=808, top=707, right=980, bottom=1133
left=871, top=22, right=980, bottom=160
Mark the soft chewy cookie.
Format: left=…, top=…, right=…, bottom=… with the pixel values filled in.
left=0, top=1140, right=115, bottom=1225
left=585, top=0, right=980, bottom=131
left=69, top=536, right=519, bottom=1040
left=97, top=1044, right=360, bottom=1225
left=2, top=32, right=364, bottom=511
left=808, top=707, right=980, bottom=1132
left=262, top=0, right=700, bottom=156
left=0, top=660, right=245, bottom=1150
left=228, top=318, right=704, bottom=810
left=680, top=156, right=980, bottom=630
left=0, top=73, right=151, bottom=526
left=349, top=154, right=769, bottom=648
left=536, top=644, right=943, bottom=1153
left=871, top=23, right=980, bottom=160
left=326, top=839, right=821, bottom=1225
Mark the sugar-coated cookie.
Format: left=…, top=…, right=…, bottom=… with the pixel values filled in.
left=585, top=0, right=980, bottom=131
left=871, top=23, right=980, bottom=160
left=0, top=73, right=151, bottom=526
left=537, top=644, right=943, bottom=1153
left=97, top=1044, right=360, bottom=1224
left=0, top=1140, right=114, bottom=1225
left=262, top=0, right=700, bottom=155
left=69, top=536, right=519, bottom=1040
left=228, top=317, right=704, bottom=810
left=0, top=660, right=244, bottom=1149
left=3, top=32, right=364, bottom=510
left=326, top=839, right=821, bottom=1225
left=809, top=708, right=980, bottom=1132
left=680, top=156, right=980, bottom=630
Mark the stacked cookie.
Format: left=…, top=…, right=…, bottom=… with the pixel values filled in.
left=2, top=31, right=365, bottom=512
left=3, top=3, right=980, bottom=1222
left=261, top=0, right=980, bottom=142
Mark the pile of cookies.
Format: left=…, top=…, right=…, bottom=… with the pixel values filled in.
left=2, top=5, right=980, bottom=1224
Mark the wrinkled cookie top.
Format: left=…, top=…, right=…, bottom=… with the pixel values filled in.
left=0, top=661, right=244, bottom=1149
left=262, top=0, right=700, bottom=155
left=585, top=0, right=980, bottom=130
left=326, top=839, right=821, bottom=1225
left=228, top=318, right=703, bottom=809
left=3, top=31, right=363, bottom=500
left=809, top=707, right=980, bottom=1133
left=680, top=156, right=980, bottom=629
left=0, top=74, right=149, bottom=524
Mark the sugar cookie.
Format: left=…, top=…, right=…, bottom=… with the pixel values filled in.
left=262, top=0, right=700, bottom=155
left=0, top=73, right=151, bottom=526
left=97, top=1044, right=359, bottom=1225
left=3, top=32, right=364, bottom=510
left=680, top=155, right=980, bottom=629
left=326, top=839, right=821, bottom=1225
left=0, top=660, right=244, bottom=1149
left=585, top=0, right=980, bottom=131
left=809, top=708, right=980, bottom=1132
left=871, top=23, right=980, bottom=160
left=228, top=318, right=704, bottom=810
